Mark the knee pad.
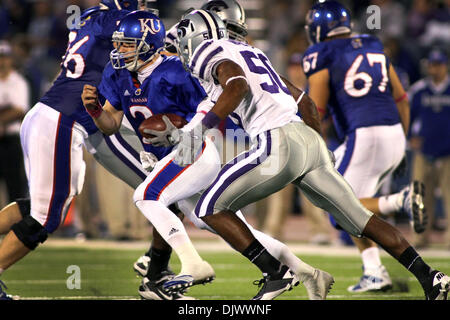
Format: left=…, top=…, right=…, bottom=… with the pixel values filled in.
left=16, top=198, right=31, bottom=218
left=11, top=215, right=48, bottom=250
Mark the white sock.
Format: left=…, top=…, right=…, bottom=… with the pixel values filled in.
left=135, top=200, right=203, bottom=272
left=378, top=192, right=402, bottom=215
left=251, top=229, right=315, bottom=281
left=361, top=247, right=382, bottom=270
left=234, top=209, right=315, bottom=281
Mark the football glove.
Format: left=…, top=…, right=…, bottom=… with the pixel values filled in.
left=142, top=116, right=180, bottom=147
left=139, top=151, right=158, bottom=172
left=173, top=123, right=206, bottom=167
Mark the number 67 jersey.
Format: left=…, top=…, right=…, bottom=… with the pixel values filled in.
left=189, top=39, right=302, bottom=140
left=302, top=34, right=400, bottom=141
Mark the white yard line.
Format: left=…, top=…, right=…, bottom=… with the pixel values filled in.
left=43, top=238, right=450, bottom=258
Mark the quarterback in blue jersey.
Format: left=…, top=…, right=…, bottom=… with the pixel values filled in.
left=303, top=1, right=427, bottom=293
left=82, top=10, right=218, bottom=299
left=0, top=0, right=159, bottom=300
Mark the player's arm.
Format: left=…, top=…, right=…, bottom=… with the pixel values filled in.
left=306, top=69, right=330, bottom=121
left=389, top=65, right=410, bottom=135
left=201, top=60, right=249, bottom=128
left=82, top=84, right=123, bottom=135
left=280, top=75, right=322, bottom=135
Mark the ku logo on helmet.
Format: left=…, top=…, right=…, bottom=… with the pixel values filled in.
left=139, top=18, right=162, bottom=34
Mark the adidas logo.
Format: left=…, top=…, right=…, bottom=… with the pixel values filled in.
left=124, top=90, right=131, bottom=96
left=168, top=228, right=179, bottom=236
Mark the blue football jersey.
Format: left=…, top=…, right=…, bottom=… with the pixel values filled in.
left=40, top=7, right=129, bottom=135
left=409, top=78, right=450, bottom=159
left=99, top=55, right=208, bottom=159
left=303, top=34, right=401, bottom=140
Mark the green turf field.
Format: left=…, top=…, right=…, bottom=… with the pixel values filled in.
left=1, top=245, right=449, bottom=300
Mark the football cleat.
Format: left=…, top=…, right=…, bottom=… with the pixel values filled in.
left=301, top=269, right=334, bottom=300
left=401, top=181, right=427, bottom=233
left=347, top=265, right=392, bottom=293
left=133, top=254, right=150, bottom=277
left=252, top=266, right=299, bottom=300
left=163, top=260, right=215, bottom=293
left=425, top=271, right=450, bottom=300
left=139, top=271, right=195, bottom=300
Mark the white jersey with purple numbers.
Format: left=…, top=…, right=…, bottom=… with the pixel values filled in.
left=189, top=39, right=301, bottom=139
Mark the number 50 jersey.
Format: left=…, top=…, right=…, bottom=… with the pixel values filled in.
left=302, top=34, right=401, bottom=140
left=189, top=39, right=301, bottom=140
left=40, top=7, right=128, bottom=135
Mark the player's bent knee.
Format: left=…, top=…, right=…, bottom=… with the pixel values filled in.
left=11, top=215, right=49, bottom=250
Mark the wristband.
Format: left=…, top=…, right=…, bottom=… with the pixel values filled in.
left=201, top=111, right=221, bottom=129
left=86, top=101, right=103, bottom=119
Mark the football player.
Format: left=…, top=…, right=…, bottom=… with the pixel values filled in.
left=303, top=0, right=427, bottom=293
left=0, top=0, right=156, bottom=300
left=83, top=10, right=333, bottom=300
left=164, top=9, right=449, bottom=300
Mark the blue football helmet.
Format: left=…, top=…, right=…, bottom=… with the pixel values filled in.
left=305, top=1, right=352, bottom=44
left=100, top=0, right=138, bottom=11
left=110, top=11, right=165, bottom=72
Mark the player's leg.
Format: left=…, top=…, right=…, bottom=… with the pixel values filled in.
left=197, top=126, right=329, bottom=300
left=0, top=199, right=29, bottom=235
left=179, top=192, right=332, bottom=300
left=86, top=123, right=181, bottom=292
left=0, top=104, right=86, bottom=298
left=331, top=125, right=410, bottom=292
left=133, top=138, right=220, bottom=293
left=295, top=127, right=449, bottom=300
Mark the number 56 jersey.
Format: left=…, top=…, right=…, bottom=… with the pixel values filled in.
left=40, top=8, right=128, bottom=135
left=189, top=39, right=301, bottom=140
left=302, top=34, right=401, bottom=140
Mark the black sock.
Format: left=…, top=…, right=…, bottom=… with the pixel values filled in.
left=146, top=247, right=172, bottom=281
left=399, top=246, right=433, bottom=290
left=242, top=240, right=285, bottom=279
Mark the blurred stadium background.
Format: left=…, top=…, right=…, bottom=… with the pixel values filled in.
left=0, top=0, right=449, bottom=291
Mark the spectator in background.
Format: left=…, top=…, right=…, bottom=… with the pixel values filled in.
left=27, top=0, right=67, bottom=80
left=418, top=0, right=450, bottom=47
left=0, top=40, right=29, bottom=204
left=11, top=34, right=46, bottom=105
left=0, top=0, right=31, bottom=39
left=409, top=48, right=450, bottom=248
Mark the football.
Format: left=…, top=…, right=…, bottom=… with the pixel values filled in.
left=139, top=113, right=187, bottom=138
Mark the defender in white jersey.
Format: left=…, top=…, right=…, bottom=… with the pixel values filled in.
left=159, top=10, right=449, bottom=300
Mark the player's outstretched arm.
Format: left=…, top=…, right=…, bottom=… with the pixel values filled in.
left=280, top=75, right=322, bottom=135
left=82, top=84, right=124, bottom=136
left=389, top=65, right=410, bottom=135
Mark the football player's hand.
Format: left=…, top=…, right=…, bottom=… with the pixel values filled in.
left=139, top=151, right=158, bottom=172
left=173, top=125, right=205, bottom=167
left=82, top=84, right=100, bottom=111
left=142, top=115, right=180, bottom=147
